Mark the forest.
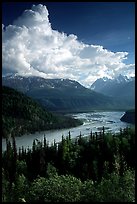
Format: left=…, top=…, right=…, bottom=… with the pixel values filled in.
left=2, top=86, right=82, bottom=138
left=120, top=109, right=135, bottom=124
left=2, top=127, right=135, bottom=202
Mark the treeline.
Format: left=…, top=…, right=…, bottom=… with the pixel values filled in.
left=2, top=127, right=135, bottom=202
left=2, top=86, right=82, bottom=138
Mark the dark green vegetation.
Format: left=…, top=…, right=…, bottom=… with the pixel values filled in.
left=2, top=127, right=135, bottom=202
left=120, top=109, right=135, bottom=124
left=2, top=86, right=82, bottom=138
left=2, top=76, right=130, bottom=112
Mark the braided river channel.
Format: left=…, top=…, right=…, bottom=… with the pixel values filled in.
left=2, top=111, right=134, bottom=151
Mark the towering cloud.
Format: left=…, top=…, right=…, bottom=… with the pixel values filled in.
left=2, top=4, right=135, bottom=86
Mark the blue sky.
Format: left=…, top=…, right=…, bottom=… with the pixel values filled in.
left=2, top=2, right=135, bottom=86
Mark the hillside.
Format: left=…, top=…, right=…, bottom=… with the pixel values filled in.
left=120, top=110, right=135, bottom=124
left=2, top=86, right=82, bottom=138
left=2, top=75, right=129, bottom=112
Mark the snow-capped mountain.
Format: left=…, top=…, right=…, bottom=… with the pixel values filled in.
left=90, top=74, right=134, bottom=92
left=2, top=74, right=126, bottom=112
left=2, top=74, right=135, bottom=111
left=2, top=75, right=84, bottom=93
left=90, top=77, right=112, bottom=91
left=90, top=74, right=135, bottom=108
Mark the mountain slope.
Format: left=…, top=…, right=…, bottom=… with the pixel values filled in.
left=2, top=86, right=82, bottom=138
left=2, top=75, right=126, bottom=112
left=90, top=75, right=135, bottom=108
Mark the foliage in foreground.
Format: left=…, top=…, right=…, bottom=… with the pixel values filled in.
left=2, top=168, right=135, bottom=202
left=2, top=127, right=135, bottom=202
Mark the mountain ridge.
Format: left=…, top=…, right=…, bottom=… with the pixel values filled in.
left=2, top=75, right=133, bottom=112
left=90, top=74, right=135, bottom=108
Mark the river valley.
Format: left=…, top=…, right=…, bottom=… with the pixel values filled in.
left=2, top=111, right=134, bottom=151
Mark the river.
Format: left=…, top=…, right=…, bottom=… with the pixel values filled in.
left=2, top=111, right=133, bottom=151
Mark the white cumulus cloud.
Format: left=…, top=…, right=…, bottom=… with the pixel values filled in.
left=2, top=4, right=135, bottom=87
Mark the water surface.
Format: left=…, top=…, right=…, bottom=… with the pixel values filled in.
left=2, top=111, right=133, bottom=151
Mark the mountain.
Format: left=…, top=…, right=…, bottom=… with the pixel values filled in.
left=2, top=75, right=86, bottom=93
left=3, top=75, right=133, bottom=112
left=2, top=75, right=124, bottom=112
left=90, top=75, right=135, bottom=108
left=90, top=74, right=134, bottom=92
left=2, top=86, right=82, bottom=138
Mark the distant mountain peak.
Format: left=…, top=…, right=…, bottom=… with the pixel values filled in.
left=90, top=74, right=135, bottom=108
left=114, top=74, right=129, bottom=83
left=91, top=74, right=134, bottom=88
left=102, top=77, right=108, bottom=82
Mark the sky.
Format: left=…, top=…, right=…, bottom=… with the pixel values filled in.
left=2, top=2, right=135, bottom=87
